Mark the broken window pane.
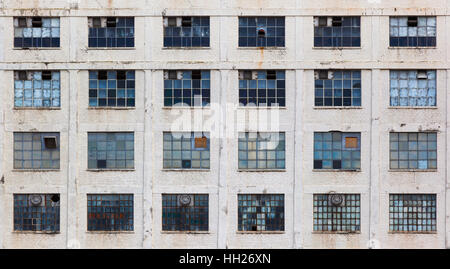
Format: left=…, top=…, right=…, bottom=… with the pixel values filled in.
left=238, top=194, right=284, bottom=231
left=389, top=194, right=436, bottom=232
left=390, top=17, right=436, bottom=47
left=314, top=132, right=361, bottom=170
left=14, top=132, right=60, bottom=169
left=313, top=194, right=360, bottom=232
left=238, top=132, right=285, bottom=170
left=88, top=132, right=134, bottom=169
left=163, top=132, right=210, bottom=169
left=14, top=17, right=60, bottom=48
left=390, top=70, right=436, bottom=107
left=315, top=70, right=361, bottom=107
left=14, top=194, right=60, bottom=232
left=89, top=70, right=135, bottom=107
left=87, top=194, right=134, bottom=231
left=239, top=70, right=285, bottom=107
left=389, top=132, right=437, bottom=170
left=162, top=194, right=209, bottom=231
left=314, top=16, right=360, bottom=47
left=14, top=71, right=60, bottom=108
left=163, top=16, right=209, bottom=47
left=164, top=70, right=210, bottom=107
left=88, top=17, right=134, bottom=48
left=239, top=17, right=285, bottom=47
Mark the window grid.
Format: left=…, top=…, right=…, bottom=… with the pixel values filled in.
left=239, top=70, right=286, bottom=107
left=88, top=132, right=134, bottom=169
left=164, top=71, right=210, bottom=107
left=163, top=17, right=210, bottom=47
left=238, top=132, right=286, bottom=170
left=14, top=71, right=60, bottom=108
left=390, top=70, right=436, bottom=107
left=314, top=70, right=361, bottom=107
left=14, top=132, right=60, bottom=169
left=163, top=132, right=210, bottom=169
left=390, top=17, right=436, bottom=47
left=389, top=132, right=437, bottom=170
left=87, top=194, right=134, bottom=231
left=89, top=70, right=135, bottom=107
left=313, top=132, right=361, bottom=170
left=389, top=194, right=436, bottom=232
left=162, top=194, right=209, bottom=231
left=314, top=17, right=360, bottom=47
left=14, top=194, right=60, bottom=232
left=14, top=17, right=60, bottom=48
left=88, top=17, right=134, bottom=48
left=238, top=17, right=285, bottom=47
left=313, top=194, right=361, bottom=232
left=238, top=194, right=284, bottom=231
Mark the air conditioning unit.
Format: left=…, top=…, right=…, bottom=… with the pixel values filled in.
left=315, top=70, right=333, bottom=80
left=417, top=70, right=428, bottom=79
left=29, top=195, right=44, bottom=206
left=329, top=194, right=345, bottom=207
left=177, top=194, right=194, bottom=207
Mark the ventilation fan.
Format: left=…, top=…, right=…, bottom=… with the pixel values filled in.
left=29, top=195, right=43, bottom=206
left=329, top=194, right=345, bottom=206
left=178, top=194, right=193, bottom=206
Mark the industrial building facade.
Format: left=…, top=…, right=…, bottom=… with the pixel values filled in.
left=0, top=0, right=449, bottom=249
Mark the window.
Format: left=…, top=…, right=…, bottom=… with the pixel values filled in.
left=14, top=194, right=60, bottom=232
left=89, top=70, right=135, bottom=107
left=389, top=194, right=436, bottom=232
left=14, top=71, right=60, bottom=108
left=163, top=132, right=210, bottom=169
left=238, top=132, right=285, bottom=170
left=238, top=17, right=285, bottom=47
left=164, top=70, right=210, bottom=107
left=390, top=17, right=436, bottom=47
left=88, top=17, right=134, bottom=48
left=14, top=132, right=60, bottom=169
left=390, top=70, right=436, bottom=107
left=163, top=16, right=210, bottom=47
left=239, top=70, right=285, bottom=107
left=389, top=132, right=437, bottom=170
left=88, top=132, right=134, bottom=169
left=314, top=16, right=360, bottom=47
left=162, top=194, right=209, bottom=231
left=314, top=132, right=361, bottom=170
left=313, top=194, right=360, bottom=232
left=14, top=17, right=60, bottom=48
left=238, top=194, right=284, bottom=231
left=87, top=194, right=134, bottom=231
left=314, top=70, right=361, bottom=107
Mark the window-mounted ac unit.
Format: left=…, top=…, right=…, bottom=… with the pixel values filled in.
left=177, top=194, right=194, bottom=207
left=417, top=70, right=428, bottom=79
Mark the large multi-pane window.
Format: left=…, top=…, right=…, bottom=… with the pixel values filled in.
left=314, top=16, right=360, bottom=47
left=314, top=70, right=361, bottom=107
left=162, top=194, right=209, bottom=231
left=88, top=132, right=134, bottom=170
left=163, top=132, right=210, bottom=169
left=14, top=70, right=60, bottom=108
left=238, top=132, right=285, bottom=170
left=313, top=194, right=360, bottom=232
left=14, top=17, right=60, bottom=48
left=238, top=70, right=285, bottom=107
left=14, top=132, right=60, bottom=169
left=389, top=194, right=436, bottom=232
left=163, top=17, right=210, bottom=47
left=238, top=194, right=284, bottom=232
left=164, top=70, right=210, bottom=107
left=89, top=70, right=135, bottom=107
left=314, top=132, right=361, bottom=170
left=88, top=17, right=134, bottom=48
left=389, top=132, right=437, bottom=170
left=238, top=17, right=285, bottom=47
left=87, top=194, right=134, bottom=231
left=14, top=194, right=60, bottom=232
left=390, top=70, right=436, bottom=107
left=390, top=17, right=436, bottom=47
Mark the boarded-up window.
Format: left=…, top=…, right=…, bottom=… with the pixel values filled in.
left=345, top=137, right=358, bottom=148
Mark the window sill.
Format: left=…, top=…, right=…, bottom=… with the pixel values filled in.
left=86, top=231, right=134, bottom=234
left=237, top=47, right=286, bottom=50
left=162, top=106, right=210, bottom=110
left=88, top=107, right=136, bottom=110
left=236, top=231, right=285, bottom=234
left=312, top=169, right=361, bottom=172
left=388, top=169, right=437, bottom=172
left=387, top=106, right=437, bottom=109
left=313, top=106, right=362, bottom=110
left=87, top=169, right=135, bottom=172
left=312, top=47, right=361, bottom=50
left=237, top=106, right=287, bottom=110
left=162, top=47, right=211, bottom=50
left=13, top=47, right=61, bottom=50
left=12, top=169, right=60, bottom=172
left=13, top=107, right=61, bottom=110
left=388, top=46, right=436, bottom=49
left=12, top=231, right=60, bottom=234
left=162, top=169, right=210, bottom=172
left=86, top=47, right=135, bottom=50
left=312, top=231, right=361, bottom=235
left=388, top=231, right=437, bottom=234
left=238, top=169, right=286, bottom=172
left=161, top=231, right=210, bottom=234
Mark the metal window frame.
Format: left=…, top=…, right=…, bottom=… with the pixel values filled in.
left=389, top=70, right=436, bottom=107
left=87, top=132, right=135, bottom=170
left=13, top=193, right=60, bottom=232
left=161, top=194, right=209, bottom=231
left=163, top=132, right=211, bottom=169
left=238, top=132, right=286, bottom=170
left=237, top=194, right=285, bottom=232
left=14, top=70, right=61, bottom=108
left=87, top=194, right=134, bottom=231
left=163, top=70, right=211, bottom=107
left=389, top=194, right=437, bottom=232
left=238, top=70, right=286, bottom=107
left=88, top=70, right=135, bottom=108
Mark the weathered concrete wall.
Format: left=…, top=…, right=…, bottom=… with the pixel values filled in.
left=0, top=0, right=449, bottom=249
